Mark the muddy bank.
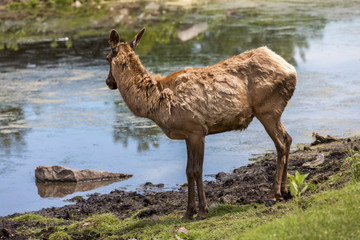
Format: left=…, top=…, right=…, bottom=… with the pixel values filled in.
left=1, top=134, right=359, bottom=239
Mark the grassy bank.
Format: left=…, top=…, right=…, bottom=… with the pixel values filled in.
left=7, top=153, right=360, bottom=239
left=9, top=182, right=360, bottom=239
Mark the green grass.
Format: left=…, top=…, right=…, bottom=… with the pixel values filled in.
left=14, top=181, right=360, bottom=239
left=12, top=213, right=64, bottom=225
left=11, top=213, right=66, bottom=238
left=49, top=231, right=71, bottom=240
left=242, top=182, right=360, bottom=240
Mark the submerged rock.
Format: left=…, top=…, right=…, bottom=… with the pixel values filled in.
left=35, top=165, right=132, bottom=183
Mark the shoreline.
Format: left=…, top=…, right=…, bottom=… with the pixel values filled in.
left=1, top=133, right=359, bottom=238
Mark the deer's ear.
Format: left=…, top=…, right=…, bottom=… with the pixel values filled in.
left=109, top=29, right=120, bottom=50
left=130, top=28, right=146, bottom=49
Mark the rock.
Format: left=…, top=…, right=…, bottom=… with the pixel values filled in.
left=302, top=154, right=325, bottom=168
left=145, top=2, right=161, bottom=13
left=138, top=2, right=161, bottom=19
left=138, top=12, right=152, bottom=20
left=113, top=15, right=124, bottom=24
left=67, top=196, right=85, bottom=203
left=259, top=186, right=270, bottom=193
left=35, top=165, right=132, bottom=183
left=220, top=194, right=234, bottom=204
left=175, top=226, right=189, bottom=236
left=143, top=182, right=155, bottom=188
left=72, top=0, right=81, bottom=8
left=114, top=8, right=129, bottom=23
left=143, top=182, right=165, bottom=189
left=177, top=22, right=208, bottom=41
left=157, top=183, right=165, bottom=188
left=176, top=226, right=188, bottom=235
left=215, top=171, right=227, bottom=181
left=119, top=8, right=129, bottom=16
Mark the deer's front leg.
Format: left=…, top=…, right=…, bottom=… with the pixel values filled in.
left=184, top=170, right=196, bottom=220
left=196, top=174, right=208, bottom=219
left=184, top=135, right=207, bottom=220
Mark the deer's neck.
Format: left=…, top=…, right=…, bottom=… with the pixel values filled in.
left=114, top=52, right=163, bottom=119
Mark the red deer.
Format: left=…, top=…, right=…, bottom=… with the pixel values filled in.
left=105, top=28, right=297, bottom=219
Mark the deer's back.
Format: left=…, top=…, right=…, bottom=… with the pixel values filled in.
left=159, top=47, right=296, bottom=134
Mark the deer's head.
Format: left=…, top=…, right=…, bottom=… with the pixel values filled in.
left=105, top=28, right=146, bottom=90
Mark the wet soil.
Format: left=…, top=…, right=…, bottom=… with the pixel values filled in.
left=0, top=134, right=359, bottom=239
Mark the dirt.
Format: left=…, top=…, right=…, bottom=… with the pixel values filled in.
left=0, top=134, right=359, bottom=239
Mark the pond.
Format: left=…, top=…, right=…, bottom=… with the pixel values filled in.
left=0, top=1, right=360, bottom=216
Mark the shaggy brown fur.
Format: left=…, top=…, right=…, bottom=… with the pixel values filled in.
left=105, top=28, right=297, bottom=219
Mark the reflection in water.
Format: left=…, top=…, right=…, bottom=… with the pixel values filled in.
left=112, top=100, right=162, bottom=152
left=0, top=35, right=107, bottom=69
left=0, top=107, right=29, bottom=156
left=0, top=98, right=31, bottom=178
left=36, top=179, right=124, bottom=198
left=137, top=4, right=328, bottom=72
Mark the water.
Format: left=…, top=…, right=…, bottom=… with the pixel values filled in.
left=1, top=3, right=360, bottom=216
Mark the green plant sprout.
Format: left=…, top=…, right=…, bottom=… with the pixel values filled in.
left=288, top=171, right=309, bottom=206
left=345, top=150, right=360, bottom=182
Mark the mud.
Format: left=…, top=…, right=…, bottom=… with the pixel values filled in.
left=0, top=135, right=359, bottom=239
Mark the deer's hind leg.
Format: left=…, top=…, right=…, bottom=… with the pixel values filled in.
left=280, top=131, right=292, bottom=199
left=256, top=112, right=292, bottom=203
